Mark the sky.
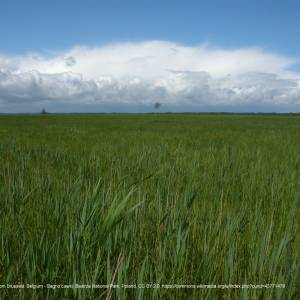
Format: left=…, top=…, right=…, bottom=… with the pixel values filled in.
left=1, top=0, right=300, bottom=112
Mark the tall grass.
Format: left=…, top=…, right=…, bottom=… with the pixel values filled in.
left=0, top=114, right=299, bottom=299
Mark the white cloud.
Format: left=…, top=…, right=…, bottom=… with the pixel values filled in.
left=0, top=40, right=300, bottom=111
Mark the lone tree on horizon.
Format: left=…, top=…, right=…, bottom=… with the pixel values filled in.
left=154, top=102, right=161, bottom=109
left=41, top=108, right=47, bottom=115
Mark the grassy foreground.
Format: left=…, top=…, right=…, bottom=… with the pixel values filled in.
left=0, top=114, right=299, bottom=299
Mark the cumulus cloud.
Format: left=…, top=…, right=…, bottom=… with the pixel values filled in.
left=0, top=40, right=300, bottom=111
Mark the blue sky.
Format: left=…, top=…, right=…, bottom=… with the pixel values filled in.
left=0, top=0, right=300, bottom=112
left=1, top=0, right=300, bottom=57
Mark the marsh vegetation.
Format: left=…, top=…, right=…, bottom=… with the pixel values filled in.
left=0, top=114, right=299, bottom=299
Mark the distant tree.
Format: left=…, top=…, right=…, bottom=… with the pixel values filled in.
left=154, top=102, right=161, bottom=109
left=41, top=108, right=47, bottom=115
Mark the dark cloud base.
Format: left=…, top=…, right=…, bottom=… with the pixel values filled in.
left=2, top=102, right=300, bottom=114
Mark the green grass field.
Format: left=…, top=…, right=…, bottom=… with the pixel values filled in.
left=0, top=114, right=299, bottom=299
